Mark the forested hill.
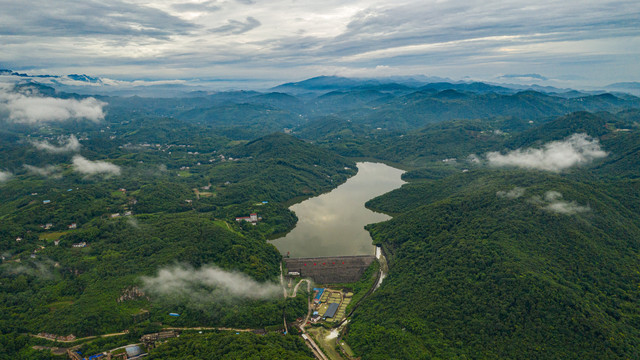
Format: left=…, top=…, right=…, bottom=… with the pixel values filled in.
left=1, top=77, right=640, bottom=359
left=212, top=133, right=356, bottom=205
left=344, top=116, right=640, bottom=358
left=0, top=88, right=354, bottom=358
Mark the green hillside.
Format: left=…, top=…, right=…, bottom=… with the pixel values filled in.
left=347, top=171, right=640, bottom=359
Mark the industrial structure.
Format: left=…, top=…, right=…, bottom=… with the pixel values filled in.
left=284, top=255, right=375, bottom=283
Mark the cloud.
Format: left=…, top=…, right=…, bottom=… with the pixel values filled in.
left=467, top=154, right=481, bottom=164
left=210, top=17, right=261, bottom=35
left=127, top=217, right=140, bottom=229
left=544, top=191, right=562, bottom=202
left=1, top=257, right=58, bottom=280
left=0, top=0, right=197, bottom=38
left=0, top=85, right=106, bottom=124
left=31, top=135, right=81, bottom=153
left=497, top=187, right=525, bottom=199
left=530, top=191, right=590, bottom=215
left=171, top=1, right=221, bottom=13
left=72, top=155, right=121, bottom=176
left=543, top=200, right=590, bottom=215
left=0, top=170, right=11, bottom=182
left=24, top=164, right=63, bottom=179
left=499, top=73, right=548, bottom=81
left=0, top=1, right=639, bottom=89
left=484, top=133, right=607, bottom=172
left=141, top=264, right=282, bottom=304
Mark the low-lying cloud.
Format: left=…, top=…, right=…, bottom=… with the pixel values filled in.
left=484, top=133, right=607, bottom=172
left=0, top=85, right=106, bottom=124
left=0, top=170, right=11, bottom=182
left=72, top=155, right=121, bottom=176
left=531, top=191, right=590, bottom=215
left=1, top=257, right=58, bottom=280
left=496, top=187, right=525, bottom=199
left=24, top=164, right=62, bottom=179
left=31, top=135, right=81, bottom=153
left=141, top=264, right=282, bottom=303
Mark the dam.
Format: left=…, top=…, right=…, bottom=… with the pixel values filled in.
left=284, top=255, right=376, bottom=284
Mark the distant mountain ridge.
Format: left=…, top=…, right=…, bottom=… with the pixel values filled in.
left=2, top=69, right=637, bottom=98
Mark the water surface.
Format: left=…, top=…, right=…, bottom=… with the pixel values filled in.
left=271, top=162, right=405, bottom=257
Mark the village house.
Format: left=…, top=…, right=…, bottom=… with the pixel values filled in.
left=235, top=213, right=261, bottom=225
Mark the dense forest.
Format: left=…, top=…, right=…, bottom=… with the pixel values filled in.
left=1, top=76, right=640, bottom=358
left=147, top=332, right=314, bottom=360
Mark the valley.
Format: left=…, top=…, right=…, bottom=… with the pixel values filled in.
left=1, top=76, right=639, bottom=359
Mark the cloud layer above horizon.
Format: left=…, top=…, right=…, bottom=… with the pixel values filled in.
left=1, top=0, right=638, bottom=87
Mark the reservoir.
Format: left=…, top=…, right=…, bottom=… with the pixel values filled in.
left=271, top=162, right=405, bottom=257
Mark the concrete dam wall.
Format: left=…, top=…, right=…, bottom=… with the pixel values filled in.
left=284, top=255, right=376, bottom=284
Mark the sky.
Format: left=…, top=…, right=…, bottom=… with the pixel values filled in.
left=1, top=0, right=639, bottom=89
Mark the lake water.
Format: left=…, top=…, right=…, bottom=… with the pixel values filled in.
left=271, top=162, right=405, bottom=257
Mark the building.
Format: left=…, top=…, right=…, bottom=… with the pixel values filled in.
left=68, top=223, right=77, bottom=229
left=324, top=303, right=340, bottom=319
left=72, top=242, right=87, bottom=248
left=313, top=288, right=325, bottom=301
left=235, top=213, right=261, bottom=224
left=125, top=346, right=145, bottom=359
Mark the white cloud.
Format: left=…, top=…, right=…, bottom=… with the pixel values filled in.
left=467, top=154, right=481, bottom=164
left=24, top=164, right=63, bottom=179
left=72, top=155, right=121, bottom=176
left=485, top=133, right=607, bottom=172
left=0, top=1, right=639, bottom=88
left=496, top=187, right=525, bottom=199
left=543, top=200, right=590, bottom=215
left=530, top=191, right=590, bottom=215
left=0, top=170, right=12, bottom=182
left=544, top=190, right=562, bottom=202
left=142, top=264, right=282, bottom=303
left=31, top=135, right=81, bottom=153
left=0, top=85, right=106, bottom=124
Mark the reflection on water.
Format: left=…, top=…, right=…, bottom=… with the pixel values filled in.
left=271, top=162, right=405, bottom=257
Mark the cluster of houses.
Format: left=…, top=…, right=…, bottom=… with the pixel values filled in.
left=38, top=222, right=77, bottom=230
